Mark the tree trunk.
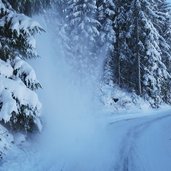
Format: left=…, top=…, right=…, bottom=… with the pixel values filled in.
left=116, top=1, right=121, bottom=86
left=135, top=0, right=142, bottom=95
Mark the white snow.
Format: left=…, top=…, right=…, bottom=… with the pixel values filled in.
left=0, top=75, right=41, bottom=122
left=0, top=59, right=13, bottom=78
left=0, top=125, right=14, bottom=159
left=1, top=10, right=171, bottom=171
left=100, top=82, right=150, bottom=112
left=6, top=12, right=42, bottom=35
left=13, top=57, right=39, bottom=89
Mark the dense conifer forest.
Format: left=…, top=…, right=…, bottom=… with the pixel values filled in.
left=0, top=1, right=171, bottom=170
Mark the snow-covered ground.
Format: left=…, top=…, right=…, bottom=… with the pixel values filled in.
left=1, top=13, right=171, bottom=171
left=110, top=109, right=171, bottom=171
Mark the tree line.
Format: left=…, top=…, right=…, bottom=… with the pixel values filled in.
left=27, top=0, right=171, bottom=108
left=0, top=0, right=170, bottom=135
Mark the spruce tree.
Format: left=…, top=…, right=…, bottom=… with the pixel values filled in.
left=97, top=0, right=116, bottom=84
left=7, top=0, right=51, bottom=16
left=64, top=0, right=100, bottom=75
left=155, top=0, right=171, bottom=104
left=128, top=0, right=171, bottom=106
left=104, top=0, right=171, bottom=107
left=0, top=0, right=42, bottom=132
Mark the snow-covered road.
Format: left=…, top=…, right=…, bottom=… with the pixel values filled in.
left=110, top=110, right=171, bottom=171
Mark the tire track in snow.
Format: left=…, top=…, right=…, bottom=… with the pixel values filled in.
left=112, top=114, right=171, bottom=171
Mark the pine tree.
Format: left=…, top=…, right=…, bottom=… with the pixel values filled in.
left=155, top=0, right=171, bottom=104
left=97, top=0, right=116, bottom=84
left=0, top=0, right=42, bottom=132
left=104, top=0, right=171, bottom=107
left=111, top=0, right=133, bottom=88
left=7, top=0, right=51, bottom=16
left=129, top=0, right=171, bottom=106
left=117, top=0, right=171, bottom=106
left=97, top=0, right=115, bottom=53
left=64, top=0, right=100, bottom=75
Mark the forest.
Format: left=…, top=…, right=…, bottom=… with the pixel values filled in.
left=0, top=0, right=171, bottom=171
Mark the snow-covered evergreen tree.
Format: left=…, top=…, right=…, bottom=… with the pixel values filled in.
left=7, top=0, right=51, bottom=16
left=97, top=0, right=116, bottom=84
left=103, top=0, right=171, bottom=107
left=127, top=0, right=171, bottom=106
left=155, top=0, right=171, bottom=104
left=112, top=0, right=133, bottom=87
left=64, top=0, right=101, bottom=75
left=67, top=0, right=99, bottom=45
left=97, top=0, right=115, bottom=53
left=0, top=0, right=42, bottom=132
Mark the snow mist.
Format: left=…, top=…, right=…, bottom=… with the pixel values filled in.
left=27, top=11, right=114, bottom=171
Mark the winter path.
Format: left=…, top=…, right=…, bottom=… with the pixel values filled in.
left=1, top=14, right=171, bottom=171
left=110, top=109, right=171, bottom=171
